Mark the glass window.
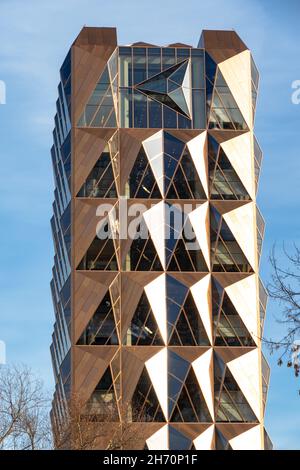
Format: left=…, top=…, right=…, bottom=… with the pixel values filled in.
left=215, top=365, right=257, bottom=423
left=169, top=427, right=191, bottom=450
left=191, top=51, right=205, bottom=88
left=166, top=275, right=187, bottom=304
left=119, top=49, right=132, bottom=87
left=77, top=66, right=117, bottom=128
left=162, top=48, right=175, bottom=70
left=178, top=114, right=191, bottom=129
left=209, top=146, right=250, bottom=200
left=134, top=91, right=148, bottom=128
left=128, top=146, right=161, bottom=198
left=77, top=147, right=117, bottom=198
left=119, top=88, right=132, bottom=127
left=205, top=52, right=217, bottom=84
left=60, top=50, right=71, bottom=86
left=164, top=132, right=185, bottom=160
left=148, top=48, right=161, bottom=78
left=126, top=234, right=163, bottom=271
left=168, top=350, right=189, bottom=381
left=77, top=292, right=118, bottom=345
left=176, top=48, right=190, bottom=60
left=251, top=56, right=259, bottom=89
left=163, top=106, right=177, bottom=128
left=131, top=368, right=165, bottom=422
left=77, top=233, right=118, bottom=271
left=171, top=369, right=211, bottom=422
left=133, top=48, right=146, bottom=84
left=148, top=98, right=162, bottom=128
left=192, top=89, right=206, bottom=129
left=125, top=292, right=163, bottom=345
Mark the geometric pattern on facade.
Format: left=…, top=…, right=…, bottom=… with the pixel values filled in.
left=135, top=60, right=192, bottom=118
left=208, top=132, right=254, bottom=200
left=77, top=49, right=118, bottom=128
left=204, top=51, right=249, bottom=131
left=112, top=199, right=211, bottom=272
left=214, top=350, right=258, bottom=422
left=77, top=131, right=119, bottom=198
left=128, top=130, right=207, bottom=199
left=49, top=27, right=272, bottom=449
left=210, top=202, right=256, bottom=273
left=212, top=275, right=257, bottom=347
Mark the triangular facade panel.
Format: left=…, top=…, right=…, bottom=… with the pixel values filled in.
left=77, top=290, right=119, bottom=345
left=77, top=144, right=117, bottom=198
left=214, top=352, right=258, bottom=423
left=78, top=65, right=117, bottom=128
left=210, top=204, right=254, bottom=273
left=131, top=366, right=166, bottom=422
left=125, top=291, right=164, bottom=346
left=136, top=60, right=191, bottom=118
left=86, top=366, right=119, bottom=420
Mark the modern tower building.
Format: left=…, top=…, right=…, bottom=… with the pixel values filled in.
left=49, top=27, right=272, bottom=450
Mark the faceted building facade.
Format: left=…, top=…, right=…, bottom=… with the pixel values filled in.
left=50, top=27, right=272, bottom=449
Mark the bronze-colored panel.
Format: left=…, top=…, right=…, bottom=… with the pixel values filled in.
left=216, top=423, right=257, bottom=441
left=119, top=199, right=161, bottom=266
left=170, top=423, right=211, bottom=440
left=74, top=198, right=118, bottom=268
left=169, top=346, right=210, bottom=363
left=211, top=200, right=250, bottom=215
left=167, top=43, right=193, bottom=48
left=121, top=272, right=161, bottom=337
left=199, top=30, right=248, bottom=63
left=72, top=27, right=117, bottom=124
left=119, top=129, right=157, bottom=192
left=208, top=129, right=246, bottom=144
left=167, top=272, right=207, bottom=288
left=74, top=128, right=116, bottom=195
left=214, top=346, right=255, bottom=363
left=73, top=27, right=117, bottom=47
left=74, top=271, right=118, bottom=342
left=131, top=42, right=158, bottom=47
left=167, top=129, right=204, bottom=143
left=212, top=272, right=252, bottom=289
left=121, top=347, right=163, bottom=404
left=73, top=345, right=119, bottom=401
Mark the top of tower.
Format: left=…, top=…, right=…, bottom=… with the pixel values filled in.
left=198, top=30, right=248, bottom=62
left=73, top=26, right=117, bottom=47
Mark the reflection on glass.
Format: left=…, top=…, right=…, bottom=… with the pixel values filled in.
left=131, top=368, right=165, bottom=421
left=125, top=292, right=163, bottom=345
left=134, top=91, right=147, bottom=128
left=119, top=88, right=132, bottom=127
left=133, top=48, right=146, bottom=84
left=77, top=292, right=118, bottom=345
left=77, top=230, right=118, bottom=271
left=77, top=146, right=117, bottom=198
left=86, top=367, right=118, bottom=419
left=119, top=48, right=132, bottom=87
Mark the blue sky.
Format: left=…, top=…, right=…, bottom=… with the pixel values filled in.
left=0, top=0, right=299, bottom=449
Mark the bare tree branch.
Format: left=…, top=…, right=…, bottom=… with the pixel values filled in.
left=0, top=364, right=52, bottom=449
left=52, top=393, right=150, bottom=450
left=265, top=245, right=300, bottom=383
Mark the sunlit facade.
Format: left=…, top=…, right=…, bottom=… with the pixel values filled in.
left=49, top=27, right=272, bottom=449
